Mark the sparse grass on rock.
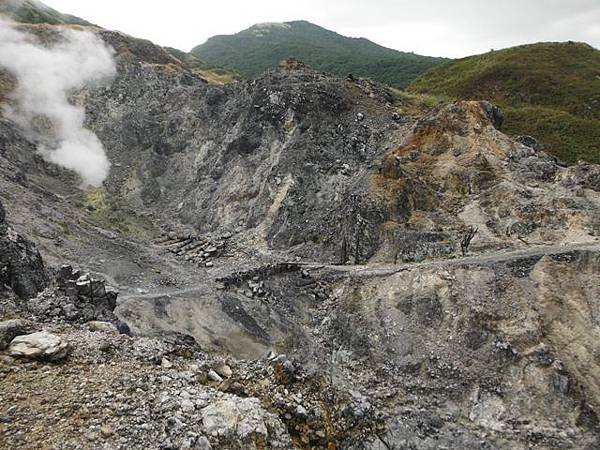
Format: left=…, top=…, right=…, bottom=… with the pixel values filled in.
left=409, top=42, right=600, bottom=163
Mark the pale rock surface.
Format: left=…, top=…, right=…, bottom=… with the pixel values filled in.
left=8, top=331, right=69, bottom=361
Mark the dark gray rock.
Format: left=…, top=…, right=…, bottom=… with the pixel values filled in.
left=56, top=266, right=118, bottom=316
left=480, top=100, right=504, bottom=129
left=0, top=319, right=26, bottom=350
left=0, top=199, right=48, bottom=299
left=26, top=266, right=119, bottom=324
left=516, top=134, right=545, bottom=152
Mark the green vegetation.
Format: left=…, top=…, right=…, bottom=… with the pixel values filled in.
left=388, top=87, right=447, bottom=115
left=164, top=47, right=241, bottom=84
left=191, top=20, right=448, bottom=88
left=195, top=68, right=241, bottom=85
left=164, top=47, right=211, bottom=71
left=82, top=188, right=158, bottom=240
left=502, top=106, right=600, bottom=164
left=409, top=42, right=600, bottom=164
left=0, top=0, right=92, bottom=26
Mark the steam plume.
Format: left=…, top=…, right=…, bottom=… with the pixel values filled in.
left=0, top=18, right=116, bottom=186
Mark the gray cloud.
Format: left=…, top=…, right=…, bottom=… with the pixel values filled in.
left=0, top=18, right=116, bottom=186
left=318, top=0, right=600, bottom=56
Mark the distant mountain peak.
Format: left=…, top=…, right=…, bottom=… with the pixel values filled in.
left=251, top=22, right=291, bottom=30
left=192, top=20, right=447, bottom=87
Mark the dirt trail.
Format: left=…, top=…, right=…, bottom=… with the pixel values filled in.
left=306, top=241, right=600, bottom=277
left=118, top=241, right=600, bottom=302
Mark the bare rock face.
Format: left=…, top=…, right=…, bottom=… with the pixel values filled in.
left=8, top=331, right=69, bottom=361
left=0, top=199, right=48, bottom=299
left=371, top=100, right=600, bottom=261
left=67, top=45, right=598, bottom=264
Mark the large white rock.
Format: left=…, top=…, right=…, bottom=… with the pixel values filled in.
left=201, top=397, right=291, bottom=448
left=8, top=331, right=70, bottom=361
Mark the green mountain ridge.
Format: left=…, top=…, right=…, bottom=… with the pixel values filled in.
left=409, top=41, right=600, bottom=164
left=191, top=20, right=449, bottom=88
left=0, top=0, right=92, bottom=26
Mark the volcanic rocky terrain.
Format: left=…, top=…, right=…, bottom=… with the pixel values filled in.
left=1, top=21, right=600, bottom=450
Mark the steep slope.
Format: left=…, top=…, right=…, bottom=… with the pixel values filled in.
left=75, top=54, right=600, bottom=264
left=1, top=19, right=600, bottom=450
left=0, top=0, right=92, bottom=26
left=409, top=42, right=600, bottom=164
left=0, top=0, right=238, bottom=86
left=191, top=20, right=448, bottom=88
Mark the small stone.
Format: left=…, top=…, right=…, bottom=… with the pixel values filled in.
left=295, top=405, right=308, bottom=418
left=201, top=398, right=269, bottom=439
left=61, top=303, right=79, bottom=320
left=215, top=364, right=233, bottom=379
left=205, top=262, right=214, bottom=268
left=98, top=341, right=112, bottom=352
left=356, top=112, right=365, bottom=121
left=86, top=321, right=118, bottom=333
left=181, top=399, right=195, bottom=413
left=273, top=354, right=288, bottom=363
left=100, top=425, right=112, bottom=437
left=194, top=435, right=212, bottom=450
left=207, top=369, right=223, bottom=383
left=161, top=357, right=173, bottom=369
left=0, top=355, right=15, bottom=365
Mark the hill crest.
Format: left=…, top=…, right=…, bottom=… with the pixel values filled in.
left=192, top=20, right=448, bottom=88
left=409, top=41, right=600, bottom=163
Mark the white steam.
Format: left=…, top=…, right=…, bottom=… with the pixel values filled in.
left=0, top=18, right=116, bottom=186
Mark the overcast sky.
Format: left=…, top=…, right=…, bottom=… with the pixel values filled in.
left=42, top=0, right=600, bottom=58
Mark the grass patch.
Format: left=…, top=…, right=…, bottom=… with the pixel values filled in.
left=389, top=87, right=447, bottom=114
left=502, top=106, right=600, bottom=164
left=408, top=41, right=600, bottom=163
left=195, top=68, right=241, bottom=84
left=0, top=0, right=92, bottom=26
left=83, top=188, right=158, bottom=240
left=164, top=47, right=241, bottom=84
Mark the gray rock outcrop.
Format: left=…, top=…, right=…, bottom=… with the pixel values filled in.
left=0, top=319, right=25, bottom=350
left=0, top=199, right=48, bottom=299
